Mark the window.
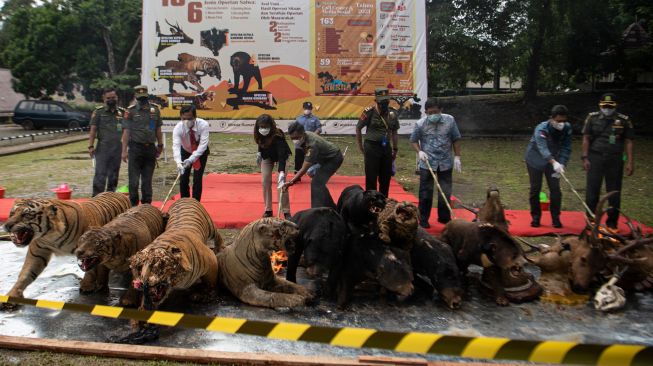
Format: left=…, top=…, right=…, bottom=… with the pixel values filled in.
left=33, top=102, right=49, bottom=111
left=17, top=101, right=34, bottom=111
left=49, top=104, right=64, bottom=112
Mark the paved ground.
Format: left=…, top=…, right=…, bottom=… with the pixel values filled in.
left=0, top=241, right=651, bottom=364
left=0, top=124, right=87, bottom=156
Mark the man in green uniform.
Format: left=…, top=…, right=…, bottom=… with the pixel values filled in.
left=356, top=87, right=400, bottom=197
left=283, top=121, right=343, bottom=208
left=121, top=85, right=164, bottom=206
left=88, top=88, right=124, bottom=196
left=582, top=93, right=635, bottom=229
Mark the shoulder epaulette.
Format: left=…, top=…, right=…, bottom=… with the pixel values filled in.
left=94, top=105, right=104, bottom=110
left=588, top=111, right=600, bottom=116
left=150, top=102, right=161, bottom=108
left=617, top=113, right=629, bottom=120
left=117, top=106, right=126, bottom=111
left=127, top=104, right=136, bottom=109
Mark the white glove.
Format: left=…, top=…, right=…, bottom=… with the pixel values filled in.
left=176, top=163, right=185, bottom=175
left=256, top=152, right=262, bottom=167
left=182, top=159, right=192, bottom=169
left=551, top=161, right=564, bottom=179
left=418, top=151, right=428, bottom=162
left=277, top=171, right=286, bottom=188
left=454, top=156, right=462, bottom=173
left=307, top=164, right=321, bottom=178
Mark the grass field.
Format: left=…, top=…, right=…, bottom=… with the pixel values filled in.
left=0, top=134, right=651, bottom=226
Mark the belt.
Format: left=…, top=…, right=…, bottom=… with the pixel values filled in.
left=130, top=141, right=155, bottom=146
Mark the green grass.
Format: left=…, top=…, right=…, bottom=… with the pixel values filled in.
left=1, top=134, right=651, bottom=225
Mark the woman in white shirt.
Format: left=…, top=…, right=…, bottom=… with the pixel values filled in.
left=172, top=105, right=210, bottom=201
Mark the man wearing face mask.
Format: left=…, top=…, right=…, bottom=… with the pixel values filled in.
left=88, top=88, right=125, bottom=197
left=283, top=121, right=343, bottom=208
left=524, top=105, right=572, bottom=228
left=121, top=85, right=164, bottom=206
left=582, top=93, right=635, bottom=229
left=410, top=98, right=461, bottom=228
left=172, top=105, right=210, bottom=201
left=356, top=87, right=400, bottom=197
left=294, top=101, right=322, bottom=178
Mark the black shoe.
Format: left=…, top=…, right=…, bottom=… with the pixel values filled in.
left=419, top=221, right=431, bottom=229
left=552, top=217, right=563, bottom=228
left=284, top=212, right=293, bottom=220
left=262, top=211, right=273, bottom=218
left=530, top=220, right=540, bottom=228
left=437, top=218, right=451, bottom=224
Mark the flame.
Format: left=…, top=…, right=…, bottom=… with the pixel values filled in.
left=270, top=250, right=288, bottom=274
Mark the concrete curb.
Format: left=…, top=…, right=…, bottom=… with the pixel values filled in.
left=0, top=134, right=87, bottom=157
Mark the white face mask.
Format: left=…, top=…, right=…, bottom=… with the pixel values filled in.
left=601, top=108, right=616, bottom=117
left=550, top=120, right=565, bottom=131
left=183, top=119, right=195, bottom=129
left=304, top=109, right=311, bottom=115
left=258, top=127, right=271, bottom=136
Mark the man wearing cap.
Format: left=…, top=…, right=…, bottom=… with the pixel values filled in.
left=121, top=85, right=164, bottom=206
left=356, top=87, right=399, bottom=197
left=88, top=88, right=125, bottom=197
left=283, top=121, right=343, bottom=208
left=294, top=101, right=322, bottom=177
left=582, top=93, right=635, bottom=229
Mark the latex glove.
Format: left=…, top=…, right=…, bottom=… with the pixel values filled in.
left=277, top=171, right=286, bottom=188
left=454, top=156, right=462, bottom=173
left=552, top=161, right=564, bottom=174
left=256, top=152, right=262, bottom=167
left=182, top=159, right=192, bottom=169
left=418, top=151, right=428, bottom=162
left=176, top=162, right=185, bottom=175
left=307, top=164, right=321, bottom=178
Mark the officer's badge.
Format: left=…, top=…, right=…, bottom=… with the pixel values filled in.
left=389, top=111, right=396, bottom=119
left=150, top=107, right=156, bottom=114
left=614, top=120, right=622, bottom=126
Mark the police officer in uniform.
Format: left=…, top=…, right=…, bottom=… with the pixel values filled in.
left=356, top=87, right=399, bottom=197
left=582, top=93, right=635, bottom=229
left=88, top=88, right=124, bottom=196
left=294, top=101, right=322, bottom=175
left=121, top=85, right=164, bottom=206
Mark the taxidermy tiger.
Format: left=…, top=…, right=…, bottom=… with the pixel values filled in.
left=377, top=199, right=419, bottom=250
left=129, top=198, right=220, bottom=311
left=75, top=204, right=164, bottom=306
left=217, top=217, right=314, bottom=309
left=164, top=197, right=223, bottom=253
left=2, top=192, right=130, bottom=310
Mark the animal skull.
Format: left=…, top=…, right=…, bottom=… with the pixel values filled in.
left=593, top=277, right=626, bottom=312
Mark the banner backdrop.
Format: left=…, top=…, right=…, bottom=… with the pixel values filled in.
left=142, top=0, right=427, bottom=127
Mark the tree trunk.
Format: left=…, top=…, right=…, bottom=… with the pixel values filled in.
left=493, top=60, right=501, bottom=91
left=121, top=32, right=142, bottom=74
left=102, top=26, right=116, bottom=78
left=523, top=0, right=551, bottom=103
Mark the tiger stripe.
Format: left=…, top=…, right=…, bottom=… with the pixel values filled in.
left=1, top=295, right=651, bottom=366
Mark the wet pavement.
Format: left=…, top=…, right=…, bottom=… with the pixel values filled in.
left=1, top=240, right=652, bottom=364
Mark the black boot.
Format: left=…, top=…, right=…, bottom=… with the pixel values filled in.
left=530, top=216, right=540, bottom=228
left=552, top=216, right=562, bottom=228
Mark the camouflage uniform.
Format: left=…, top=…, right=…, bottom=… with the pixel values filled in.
left=90, top=105, right=125, bottom=196
left=301, top=131, right=343, bottom=208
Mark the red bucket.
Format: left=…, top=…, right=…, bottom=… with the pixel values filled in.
left=0, top=186, right=5, bottom=199
left=540, top=201, right=550, bottom=211
left=55, top=190, right=72, bottom=200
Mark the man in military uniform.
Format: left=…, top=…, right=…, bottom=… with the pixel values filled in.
left=88, top=88, right=124, bottom=196
left=356, top=87, right=400, bottom=197
left=283, top=121, right=343, bottom=208
left=582, top=93, right=635, bottom=229
left=121, top=85, right=164, bottom=206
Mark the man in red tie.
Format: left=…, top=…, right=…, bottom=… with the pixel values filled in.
left=172, top=105, right=211, bottom=201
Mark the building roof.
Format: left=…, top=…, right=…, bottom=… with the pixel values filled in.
left=0, top=68, right=25, bottom=114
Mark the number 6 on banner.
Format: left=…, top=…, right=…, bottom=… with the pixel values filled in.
left=188, top=2, right=202, bottom=23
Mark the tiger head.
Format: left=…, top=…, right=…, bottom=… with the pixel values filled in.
left=247, top=218, right=299, bottom=255
left=129, top=242, right=191, bottom=308
left=392, top=200, right=419, bottom=227
left=4, top=199, right=58, bottom=247
left=75, top=227, right=119, bottom=272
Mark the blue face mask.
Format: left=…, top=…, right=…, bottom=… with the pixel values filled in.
left=427, top=113, right=442, bottom=124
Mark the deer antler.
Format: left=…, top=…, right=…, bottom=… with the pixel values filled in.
left=588, top=191, right=619, bottom=248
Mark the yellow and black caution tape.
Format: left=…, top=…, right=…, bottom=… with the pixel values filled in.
left=1, top=295, right=651, bottom=366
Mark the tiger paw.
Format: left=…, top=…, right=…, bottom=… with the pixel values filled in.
left=1, top=302, right=21, bottom=312
left=495, top=296, right=510, bottom=306
left=79, top=281, right=107, bottom=294
left=119, top=289, right=142, bottom=308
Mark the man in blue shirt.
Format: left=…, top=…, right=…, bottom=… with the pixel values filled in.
left=524, top=105, right=572, bottom=228
left=410, top=98, right=462, bottom=228
left=294, top=101, right=322, bottom=177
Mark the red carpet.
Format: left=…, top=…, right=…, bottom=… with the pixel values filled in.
left=1, top=173, right=651, bottom=237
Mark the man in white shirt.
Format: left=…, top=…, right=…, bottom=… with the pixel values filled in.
left=172, top=105, right=211, bottom=201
